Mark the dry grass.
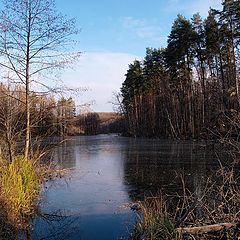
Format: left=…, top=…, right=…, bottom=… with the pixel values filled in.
left=0, top=155, right=44, bottom=229
left=133, top=161, right=240, bottom=240
left=132, top=195, right=182, bottom=240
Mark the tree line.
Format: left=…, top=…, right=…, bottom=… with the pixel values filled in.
left=0, top=80, right=122, bottom=160
left=0, top=83, right=78, bottom=161
left=120, top=0, right=240, bottom=139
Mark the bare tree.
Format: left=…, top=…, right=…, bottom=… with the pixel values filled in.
left=0, top=0, right=80, bottom=159
left=110, top=91, right=125, bottom=113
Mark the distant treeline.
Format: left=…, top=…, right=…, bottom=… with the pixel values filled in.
left=0, top=83, right=77, bottom=141
left=0, top=85, right=123, bottom=145
left=78, top=112, right=124, bottom=135
left=120, top=1, right=240, bottom=139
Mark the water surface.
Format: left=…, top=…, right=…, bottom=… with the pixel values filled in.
left=32, top=134, right=218, bottom=239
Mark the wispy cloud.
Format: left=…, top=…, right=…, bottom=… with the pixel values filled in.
left=60, top=51, right=141, bottom=112
left=165, top=0, right=222, bottom=17
left=121, top=17, right=164, bottom=42
left=168, top=0, right=180, bottom=4
left=186, top=0, right=222, bottom=16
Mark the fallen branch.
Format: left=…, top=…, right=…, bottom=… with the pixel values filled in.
left=177, top=222, right=239, bottom=235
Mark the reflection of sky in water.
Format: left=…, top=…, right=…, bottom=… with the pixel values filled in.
left=34, top=134, right=135, bottom=240
left=44, top=135, right=129, bottom=216
left=33, top=134, right=218, bottom=239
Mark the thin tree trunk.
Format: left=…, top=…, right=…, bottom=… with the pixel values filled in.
left=200, top=58, right=206, bottom=125
left=24, top=10, right=31, bottom=160
left=25, top=83, right=30, bottom=160
left=5, top=131, right=13, bottom=163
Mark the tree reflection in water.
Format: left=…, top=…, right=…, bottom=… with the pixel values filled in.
left=31, top=210, right=79, bottom=240
left=122, top=139, right=218, bottom=201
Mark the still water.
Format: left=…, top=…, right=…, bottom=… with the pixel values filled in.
left=31, top=134, right=218, bottom=240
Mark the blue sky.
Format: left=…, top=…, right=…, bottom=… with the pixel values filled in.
left=55, top=0, right=222, bottom=112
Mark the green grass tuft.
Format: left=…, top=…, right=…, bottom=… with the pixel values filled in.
left=0, top=156, right=43, bottom=228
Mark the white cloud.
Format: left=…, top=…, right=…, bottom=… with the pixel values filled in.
left=61, top=51, right=141, bottom=112
left=121, top=17, right=164, bottom=41
left=186, top=0, right=222, bottom=16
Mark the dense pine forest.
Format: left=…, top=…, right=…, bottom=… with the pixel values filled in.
left=120, top=0, right=240, bottom=139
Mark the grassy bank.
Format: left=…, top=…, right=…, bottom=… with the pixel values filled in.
left=0, top=156, right=44, bottom=229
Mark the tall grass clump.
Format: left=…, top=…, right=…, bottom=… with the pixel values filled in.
left=0, top=155, right=43, bottom=228
left=133, top=196, right=182, bottom=240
